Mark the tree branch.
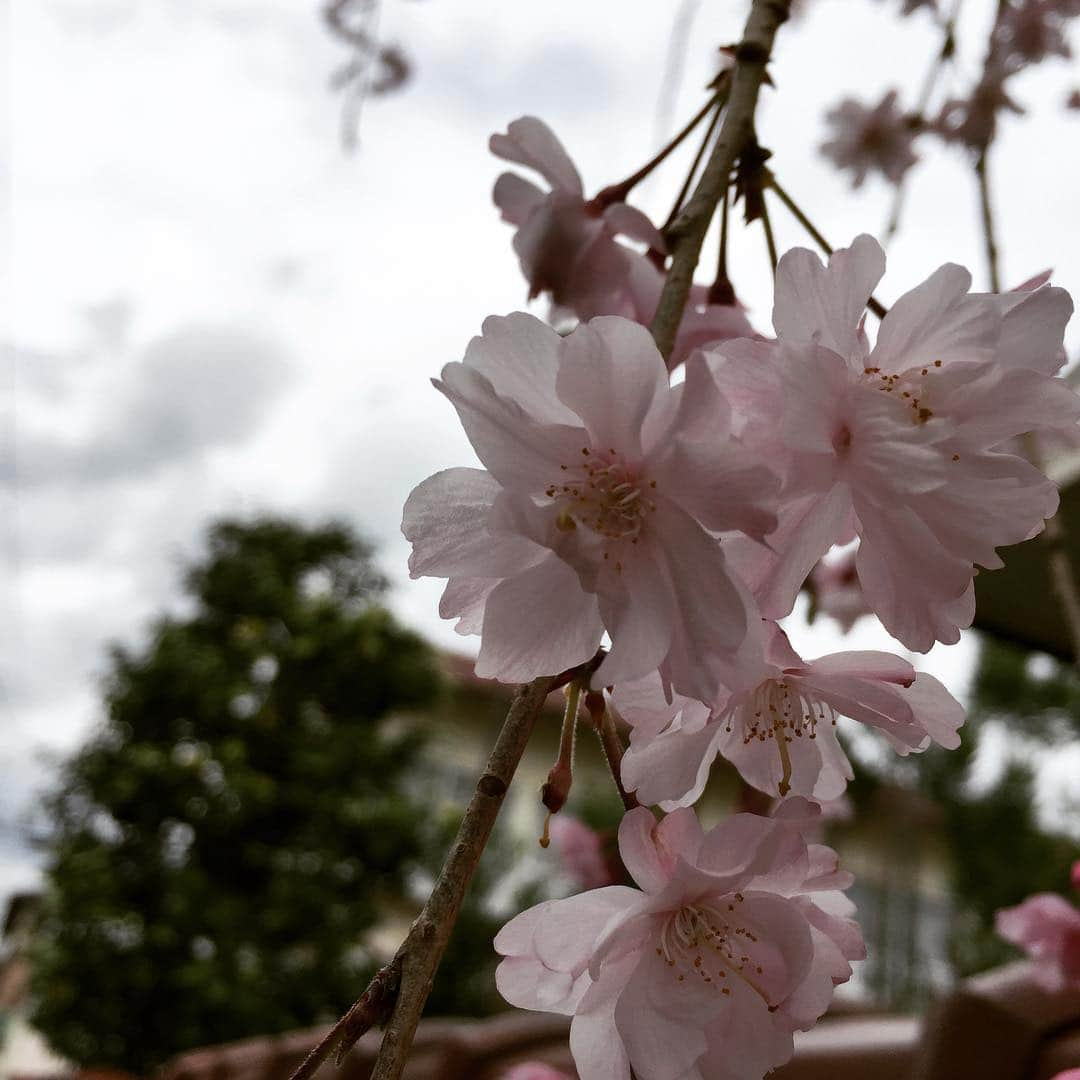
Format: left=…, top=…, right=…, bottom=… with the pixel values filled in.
left=649, top=0, right=792, bottom=359
left=975, top=148, right=1001, bottom=292
left=289, top=675, right=555, bottom=1080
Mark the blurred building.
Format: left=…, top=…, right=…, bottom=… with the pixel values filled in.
left=0, top=893, right=71, bottom=1080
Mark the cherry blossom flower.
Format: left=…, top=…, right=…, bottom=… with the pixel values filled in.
left=995, top=892, right=1080, bottom=990
left=495, top=802, right=864, bottom=1080
left=492, top=117, right=665, bottom=313
left=551, top=816, right=616, bottom=891
left=706, top=234, right=1078, bottom=651
left=821, top=91, right=919, bottom=188
left=935, top=68, right=1023, bottom=151
left=994, top=0, right=1072, bottom=68
left=492, top=119, right=755, bottom=368
left=402, top=313, right=777, bottom=698
left=809, top=547, right=871, bottom=633
left=501, top=1065, right=573, bottom=1080
left=616, top=625, right=964, bottom=807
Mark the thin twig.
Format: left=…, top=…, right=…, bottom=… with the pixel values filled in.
left=974, top=149, right=1001, bottom=292
left=367, top=675, right=554, bottom=1080
left=593, top=90, right=723, bottom=208
left=662, top=98, right=725, bottom=233
left=768, top=177, right=889, bottom=319
left=290, top=960, right=401, bottom=1080
left=289, top=675, right=555, bottom=1080
left=760, top=190, right=778, bottom=276
left=650, top=0, right=793, bottom=360
left=597, top=709, right=639, bottom=812
left=882, top=0, right=961, bottom=243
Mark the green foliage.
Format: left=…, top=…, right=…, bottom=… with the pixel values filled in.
left=920, top=637, right=1080, bottom=976
left=30, top=518, right=442, bottom=1074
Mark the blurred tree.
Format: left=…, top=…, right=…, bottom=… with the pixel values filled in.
left=917, top=637, right=1080, bottom=976
left=29, top=518, right=442, bottom=1074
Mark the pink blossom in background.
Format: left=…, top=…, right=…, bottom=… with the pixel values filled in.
left=616, top=625, right=963, bottom=806
left=994, top=0, right=1073, bottom=68
left=1050, top=1071, right=1080, bottom=1080
left=1072, top=860, right=1080, bottom=890
left=810, top=547, right=871, bottom=633
left=821, top=90, right=919, bottom=188
left=935, top=68, right=1023, bottom=151
left=995, top=892, right=1080, bottom=991
left=491, top=117, right=665, bottom=315
left=706, top=234, right=1078, bottom=651
left=402, top=312, right=778, bottom=700
left=495, top=802, right=864, bottom=1080
left=550, top=816, right=616, bottom=891
left=501, top=1065, right=573, bottom=1080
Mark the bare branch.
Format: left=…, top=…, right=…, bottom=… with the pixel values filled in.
left=649, top=0, right=792, bottom=360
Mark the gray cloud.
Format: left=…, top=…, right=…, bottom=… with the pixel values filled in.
left=16, top=323, right=292, bottom=489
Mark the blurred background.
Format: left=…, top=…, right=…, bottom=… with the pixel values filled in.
left=1, top=0, right=1079, bottom=1076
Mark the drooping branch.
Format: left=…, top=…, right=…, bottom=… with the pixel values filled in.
left=368, top=674, right=556, bottom=1080
left=649, top=0, right=792, bottom=360
left=289, top=675, right=555, bottom=1080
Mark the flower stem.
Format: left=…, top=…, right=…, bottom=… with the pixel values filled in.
left=768, top=177, right=889, bottom=319
left=760, top=190, right=778, bottom=276
left=649, top=0, right=793, bottom=360
left=590, top=697, right=639, bottom=812
left=592, top=89, right=724, bottom=209
left=662, top=97, right=726, bottom=233
left=974, top=148, right=1001, bottom=292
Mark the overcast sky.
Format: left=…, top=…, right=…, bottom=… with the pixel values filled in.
left=3, top=0, right=1079, bottom=906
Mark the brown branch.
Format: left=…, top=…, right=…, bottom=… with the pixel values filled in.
left=288, top=960, right=401, bottom=1080
left=368, top=674, right=555, bottom=1080
left=649, top=0, right=792, bottom=360
left=289, top=675, right=555, bottom=1080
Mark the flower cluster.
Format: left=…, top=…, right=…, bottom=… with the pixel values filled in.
left=496, top=803, right=864, bottom=1080
left=401, top=113, right=1078, bottom=1080
left=823, top=2, right=1078, bottom=185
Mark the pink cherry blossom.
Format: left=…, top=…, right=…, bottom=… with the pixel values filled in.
left=402, top=312, right=778, bottom=699
left=995, top=892, right=1080, bottom=991
left=994, top=0, right=1072, bottom=68
left=809, top=547, right=871, bottom=633
left=821, top=91, right=919, bottom=188
left=491, top=117, right=754, bottom=369
left=491, top=117, right=665, bottom=313
left=935, top=68, right=1023, bottom=151
left=550, top=816, right=616, bottom=891
left=495, top=802, right=864, bottom=1080
left=616, top=625, right=964, bottom=806
left=501, top=1065, right=573, bottom=1080
left=707, top=234, right=1078, bottom=651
